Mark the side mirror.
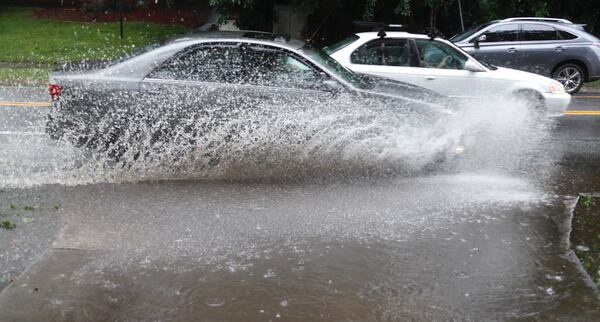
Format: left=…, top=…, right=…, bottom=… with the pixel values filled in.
left=321, top=79, right=343, bottom=93
left=464, top=60, right=486, bottom=72
left=473, top=34, right=486, bottom=49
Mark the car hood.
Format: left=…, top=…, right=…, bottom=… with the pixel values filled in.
left=360, top=74, right=451, bottom=106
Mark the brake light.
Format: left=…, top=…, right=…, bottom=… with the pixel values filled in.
left=595, top=42, right=600, bottom=49
left=49, top=84, right=62, bottom=100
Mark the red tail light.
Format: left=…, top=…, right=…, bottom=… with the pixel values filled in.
left=49, top=83, right=62, bottom=100
left=594, top=42, right=600, bottom=49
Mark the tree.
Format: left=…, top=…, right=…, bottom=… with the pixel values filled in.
left=205, top=0, right=600, bottom=44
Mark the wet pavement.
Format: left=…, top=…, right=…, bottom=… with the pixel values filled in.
left=0, top=87, right=599, bottom=321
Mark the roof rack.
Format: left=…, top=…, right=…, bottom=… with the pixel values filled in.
left=501, top=17, right=573, bottom=24
left=351, top=21, right=444, bottom=39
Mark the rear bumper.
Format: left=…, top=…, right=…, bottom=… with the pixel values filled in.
left=542, top=92, right=571, bottom=115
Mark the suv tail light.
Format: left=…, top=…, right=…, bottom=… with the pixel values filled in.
left=49, top=83, right=62, bottom=100
left=594, top=42, right=600, bottom=49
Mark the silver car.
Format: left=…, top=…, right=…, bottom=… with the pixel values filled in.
left=451, top=17, right=600, bottom=94
left=47, top=31, right=453, bottom=159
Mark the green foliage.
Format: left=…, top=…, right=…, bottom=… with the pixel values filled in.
left=0, top=220, right=15, bottom=229
left=0, top=67, right=50, bottom=86
left=0, top=8, right=186, bottom=64
left=581, top=196, right=596, bottom=208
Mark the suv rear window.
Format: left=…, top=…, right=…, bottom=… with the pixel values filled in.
left=558, top=29, right=578, bottom=40
left=521, top=24, right=557, bottom=41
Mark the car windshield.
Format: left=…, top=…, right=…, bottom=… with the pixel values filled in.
left=322, top=35, right=359, bottom=54
left=301, top=45, right=371, bottom=89
left=450, top=22, right=494, bottom=42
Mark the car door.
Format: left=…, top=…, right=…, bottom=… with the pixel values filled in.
left=139, top=42, right=248, bottom=144
left=235, top=43, right=334, bottom=115
left=465, top=23, right=522, bottom=68
left=516, top=23, right=565, bottom=76
left=408, top=39, right=497, bottom=98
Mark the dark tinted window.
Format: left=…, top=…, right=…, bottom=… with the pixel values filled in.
left=243, top=45, right=322, bottom=89
left=521, top=24, right=557, bottom=41
left=150, top=43, right=322, bottom=89
left=450, top=22, right=494, bottom=42
left=351, top=38, right=411, bottom=66
left=480, top=24, right=519, bottom=42
left=558, top=29, right=578, bottom=40
left=149, top=44, right=245, bottom=83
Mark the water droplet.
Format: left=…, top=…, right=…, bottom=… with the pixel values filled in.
left=205, top=298, right=225, bottom=307
left=264, top=269, right=277, bottom=278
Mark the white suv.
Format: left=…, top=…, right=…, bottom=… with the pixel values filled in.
left=325, top=31, right=571, bottom=114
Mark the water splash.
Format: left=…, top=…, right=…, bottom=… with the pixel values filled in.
left=0, top=90, right=553, bottom=188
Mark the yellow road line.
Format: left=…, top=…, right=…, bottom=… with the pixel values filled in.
left=564, top=110, right=600, bottom=115
left=0, top=101, right=50, bottom=107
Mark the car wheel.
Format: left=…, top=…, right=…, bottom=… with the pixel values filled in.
left=553, top=63, right=584, bottom=94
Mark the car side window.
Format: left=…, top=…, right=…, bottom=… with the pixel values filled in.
left=478, top=24, right=519, bottom=42
left=521, top=24, right=557, bottom=41
left=558, top=29, right=578, bottom=40
left=148, top=43, right=245, bottom=83
left=414, top=39, right=467, bottom=70
left=243, top=45, right=323, bottom=89
left=350, top=38, right=411, bottom=66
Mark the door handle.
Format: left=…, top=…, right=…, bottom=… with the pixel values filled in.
left=425, top=76, right=436, bottom=80
left=506, top=47, right=517, bottom=53
left=554, top=46, right=564, bottom=52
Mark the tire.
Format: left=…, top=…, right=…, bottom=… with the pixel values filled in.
left=553, top=63, right=584, bottom=94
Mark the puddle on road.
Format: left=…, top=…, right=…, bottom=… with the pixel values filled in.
left=0, top=176, right=599, bottom=321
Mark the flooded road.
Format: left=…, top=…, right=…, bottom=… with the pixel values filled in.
left=1, top=89, right=600, bottom=321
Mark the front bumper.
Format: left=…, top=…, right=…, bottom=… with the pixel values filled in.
left=542, top=92, right=571, bottom=115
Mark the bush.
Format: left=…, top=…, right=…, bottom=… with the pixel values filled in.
left=81, top=0, right=133, bottom=13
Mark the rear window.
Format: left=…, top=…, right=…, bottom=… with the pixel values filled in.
left=323, top=35, right=359, bottom=54
left=558, top=29, right=578, bottom=40
left=521, top=24, right=558, bottom=41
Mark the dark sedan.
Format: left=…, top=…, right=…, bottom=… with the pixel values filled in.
left=47, top=31, right=456, bottom=162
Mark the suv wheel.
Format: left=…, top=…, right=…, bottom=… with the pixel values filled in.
left=553, top=63, right=584, bottom=94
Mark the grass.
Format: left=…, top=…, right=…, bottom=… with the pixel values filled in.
left=0, top=7, right=187, bottom=86
left=581, top=195, right=596, bottom=208
left=0, top=220, right=15, bottom=229
left=0, top=67, right=51, bottom=86
left=0, top=7, right=187, bottom=64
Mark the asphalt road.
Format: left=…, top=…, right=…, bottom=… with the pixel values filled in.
left=0, top=87, right=599, bottom=321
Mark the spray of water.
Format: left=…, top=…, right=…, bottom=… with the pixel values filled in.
left=0, top=89, right=554, bottom=188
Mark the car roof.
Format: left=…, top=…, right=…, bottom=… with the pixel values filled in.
left=356, top=31, right=436, bottom=40
left=486, top=19, right=587, bottom=32
left=165, top=31, right=307, bottom=51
